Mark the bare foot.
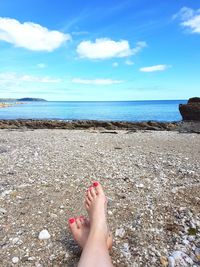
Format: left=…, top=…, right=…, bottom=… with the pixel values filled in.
left=85, top=182, right=108, bottom=241
left=68, top=215, right=112, bottom=249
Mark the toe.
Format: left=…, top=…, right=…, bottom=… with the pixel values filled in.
left=75, top=217, right=82, bottom=229
left=90, top=186, right=97, bottom=198
left=79, top=215, right=86, bottom=224
left=85, top=203, right=90, bottom=210
left=93, top=181, right=104, bottom=196
left=84, top=217, right=90, bottom=227
left=87, top=187, right=94, bottom=201
left=85, top=196, right=91, bottom=207
left=68, top=217, right=77, bottom=232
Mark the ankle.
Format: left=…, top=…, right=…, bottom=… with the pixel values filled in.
left=88, top=229, right=107, bottom=245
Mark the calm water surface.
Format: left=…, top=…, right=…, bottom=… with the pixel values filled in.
left=0, top=100, right=186, bottom=121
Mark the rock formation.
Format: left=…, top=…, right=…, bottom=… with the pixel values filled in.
left=179, top=97, right=200, bottom=121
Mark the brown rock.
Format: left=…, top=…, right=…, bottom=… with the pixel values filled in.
left=179, top=97, right=200, bottom=121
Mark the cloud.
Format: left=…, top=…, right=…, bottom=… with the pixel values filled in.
left=72, top=78, right=123, bottom=85
left=139, top=64, right=169, bottom=72
left=174, top=7, right=200, bottom=34
left=0, top=72, right=61, bottom=83
left=0, top=17, right=71, bottom=51
left=125, top=59, right=134, bottom=65
left=112, top=62, right=119, bottom=67
left=37, top=63, right=46, bottom=68
left=76, top=38, right=147, bottom=59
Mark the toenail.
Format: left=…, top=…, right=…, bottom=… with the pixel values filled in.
left=69, top=218, right=75, bottom=224
left=93, top=181, right=99, bottom=187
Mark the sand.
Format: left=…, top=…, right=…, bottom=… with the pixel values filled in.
left=0, top=129, right=200, bottom=266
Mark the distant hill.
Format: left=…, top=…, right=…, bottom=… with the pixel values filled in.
left=0, top=98, right=47, bottom=102
left=17, top=98, right=47, bottom=101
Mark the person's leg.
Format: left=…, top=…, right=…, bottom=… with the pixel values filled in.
left=68, top=215, right=112, bottom=249
left=77, top=182, right=114, bottom=267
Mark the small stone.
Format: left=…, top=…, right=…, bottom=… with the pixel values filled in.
left=171, top=251, right=193, bottom=266
left=65, top=252, right=70, bottom=259
left=12, top=237, right=23, bottom=245
left=160, top=256, right=168, bottom=266
left=136, top=183, right=144, bottom=188
left=12, top=257, right=19, bottom=264
left=0, top=207, right=7, bottom=214
left=38, top=229, right=51, bottom=240
left=195, top=247, right=200, bottom=260
left=108, top=210, right=113, bottom=215
left=121, top=243, right=131, bottom=260
left=171, top=188, right=177, bottom=194
left=49, top=254, right=55, bottom=261
left=50, top=213, right=57, bottom=219
left=115, top=228, right=125, bottom=238
left=28, top=257, right=35, bottom=261
left=168, top=256, right=175, bottom=267
left=188, top=235, right=195, bottom=242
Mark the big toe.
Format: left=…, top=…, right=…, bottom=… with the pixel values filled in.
left=93, top=181, right=104, bottom=196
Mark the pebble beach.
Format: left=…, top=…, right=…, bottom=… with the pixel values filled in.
left=0, top=129, right=200, bottom=267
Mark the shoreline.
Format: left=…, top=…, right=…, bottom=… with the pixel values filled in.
left=0, top=119, right=179, bottom=131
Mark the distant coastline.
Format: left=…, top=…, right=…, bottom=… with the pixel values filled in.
left=0, top=98, right=47, bottom=102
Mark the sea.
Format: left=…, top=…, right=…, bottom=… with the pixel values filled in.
left=0, top=100, right=187, bottom=122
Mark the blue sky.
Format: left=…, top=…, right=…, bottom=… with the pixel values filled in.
left=0, top=0, right=199, bottom=101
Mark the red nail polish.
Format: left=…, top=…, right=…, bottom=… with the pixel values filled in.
left=93, top=182, right=98, bottom=187
left=69, top=218, right=75, bottom=224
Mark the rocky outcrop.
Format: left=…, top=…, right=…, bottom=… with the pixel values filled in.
left=0, top=119, right=179, bottom=131
left=179, top=97, right=200, bottom=121
left=17, top=98, right=47, bottom=101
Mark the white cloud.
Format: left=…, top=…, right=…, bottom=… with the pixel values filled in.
left=0, top=17, right=71, bottom=51
left=0, top=72, right=61, bottom=83
left=125, top=59, right=134, bottom=65
left=112, top=62, right=119, bottom=67
left=139, top=64, right=169, bottom=72
left=37, top=63, right=46, bottom=68
left=72, top=78, right=123, bottom=85
left=76, top=38, right=147, bottom=59
left=174, top=7, right=200, bottom=34
left=173, top=7, right=194, bottom=20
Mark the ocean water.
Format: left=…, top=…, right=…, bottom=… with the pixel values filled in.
left=0, top=100, right=186, bottom=121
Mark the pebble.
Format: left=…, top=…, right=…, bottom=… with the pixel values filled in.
left=11, top=237, right=23, bottom=245
left=121, top=243, right=131, bottom=260
left=195, top=247, right=200, bottom=260
left=160, top=256, right=168, bottom=266
left=28, top=256, right=36, bottom=261
left=65, top=252, right=70, bottom=259
left=115, top=228, right=125, bottom=238
left=38, top=229, right=51, bottom=240
left=0, top=207, right=7, bottom=214
left=187, top=235, right=195, bottom=242
left=136, top=183, right=144, bottom=188
left=12, top=257, right=19, bottom=264
left=168, top=256, right=175, bottom=267
left=171, top=250, right=193, bottom=266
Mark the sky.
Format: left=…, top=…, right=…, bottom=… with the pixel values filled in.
left=0, top=0, right=199, bottom=101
